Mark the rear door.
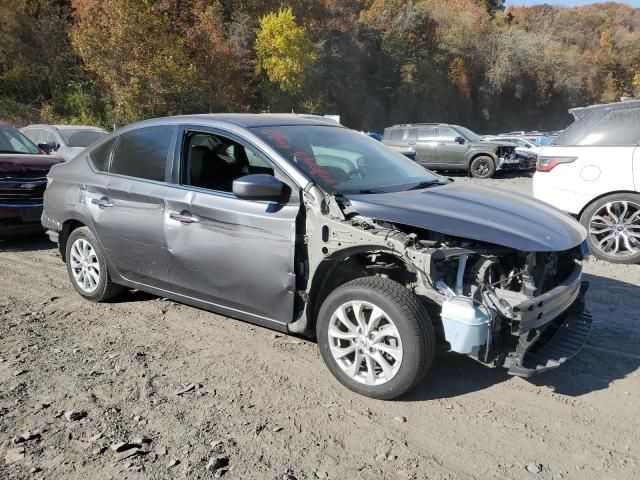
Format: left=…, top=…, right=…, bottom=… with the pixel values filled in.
left=85, top=126, right=177, bottom=287
left=414, top=126, right=438, bottom=167
left=163, top=126, right=300, bottom=325
left=437, top=126, right=468, bottom=167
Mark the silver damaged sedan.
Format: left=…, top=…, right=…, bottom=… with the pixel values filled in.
left=42, top=114, right=592, bottom=399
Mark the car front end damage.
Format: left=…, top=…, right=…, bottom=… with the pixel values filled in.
left=477, top=142, right=538, bottom=171
left=493, top=145, right=534, bottom=171
left=298, top=187, right=591, bottom=377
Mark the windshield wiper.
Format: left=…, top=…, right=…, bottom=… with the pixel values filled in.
left=353, top=188, right=387, bottom=194
left=406, top=180, right=448, bottom=191
left=0, top=150, right=26, bottom=154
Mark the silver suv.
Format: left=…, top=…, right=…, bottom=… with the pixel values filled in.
left=43, top=114, right=591, bottom=399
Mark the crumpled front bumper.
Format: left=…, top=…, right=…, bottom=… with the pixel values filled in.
left=503, top=263, right=592, bottom=377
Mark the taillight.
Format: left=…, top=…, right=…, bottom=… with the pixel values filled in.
left=536, top=156, right=577, bottom=172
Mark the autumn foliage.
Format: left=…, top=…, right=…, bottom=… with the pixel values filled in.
left=0, top=0, right=638, bottom=132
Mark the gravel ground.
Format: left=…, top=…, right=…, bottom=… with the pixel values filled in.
left=0, top=174, right=639, bottom=480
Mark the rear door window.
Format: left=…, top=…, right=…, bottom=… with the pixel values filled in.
left=386, top=129, right=404, bottom=140
left=417, top=127, right=437, bottom=141
left=403, top=128, right=417, bottom=141
left=110, top=127, right=173, bottom=181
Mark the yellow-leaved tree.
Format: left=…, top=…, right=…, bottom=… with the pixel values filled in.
left=254, top=7, right=317, bottom=94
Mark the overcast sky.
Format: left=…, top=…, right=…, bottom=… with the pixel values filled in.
left=506, top=0, right=640, bottom=6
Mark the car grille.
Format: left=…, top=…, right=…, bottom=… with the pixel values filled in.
left=0, top=177, right=47, bottom=203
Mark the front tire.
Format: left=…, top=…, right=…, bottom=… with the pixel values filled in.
left=65, top=227, right=124, bottom=301
left=580, top=193, right=640, bottom=264
left=316, top=277, right=435, bottom=400
left=469, top=155, right=496, bottom=179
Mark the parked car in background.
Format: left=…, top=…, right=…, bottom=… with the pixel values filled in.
left=21, top=124, right=108, bottom=161
left=483, top=135, right=542, bottom=155
left=364, top=131, right=416, bottom=160
left=482, top=135, right=540, bottom=168
left=533, top=99, right=640, bottom=264
left=382, top=123, right=529, bottom=178
left=43, top=114, right=591, bottom=399
left=0, top=123, right=63, bottom=235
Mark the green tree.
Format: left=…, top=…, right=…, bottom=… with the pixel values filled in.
left=254, top=7, right=317, bottom=94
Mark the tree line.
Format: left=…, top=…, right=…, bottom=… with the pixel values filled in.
left=1, top=0, right=638, bottom=133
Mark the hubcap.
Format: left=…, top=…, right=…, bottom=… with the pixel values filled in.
left=327, top=300, right=403, bottom=386
left=589, top=201, right=640, bottom=258
left=69, top=238, right=100, bottom=293
left=474, top=160, right=489, bottom=176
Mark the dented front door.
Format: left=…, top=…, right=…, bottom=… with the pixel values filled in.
left=163, top=187, right=299, bottom=324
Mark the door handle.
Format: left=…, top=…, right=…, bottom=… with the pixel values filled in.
left=91, top=197, right=113, bottom=208
left=407, top=142, right=416, bottom=145
left=169, top=211, right=199, bottom=224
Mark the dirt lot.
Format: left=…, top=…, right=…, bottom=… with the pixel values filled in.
left=1, top=174, right=639, bottom=480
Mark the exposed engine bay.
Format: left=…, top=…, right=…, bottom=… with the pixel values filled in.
left=295, top=188, right=591, bottom=377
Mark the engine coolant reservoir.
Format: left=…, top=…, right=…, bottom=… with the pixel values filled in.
left=441, top=297, right=490, bottom=355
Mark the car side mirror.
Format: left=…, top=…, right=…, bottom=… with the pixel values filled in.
left=455, top=136, right=465, bottom=144
left=233, top=174, right=285, bottom=201
left=38, top=142, right=58, bottom=154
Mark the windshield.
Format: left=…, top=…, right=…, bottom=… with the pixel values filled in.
left=60, top=129, right=107, bottom=148
left=252, top=125, right=443, bottom=194
left=0, top=126, right=40, bottom=154
left=455, top=126, right=481, bottom=142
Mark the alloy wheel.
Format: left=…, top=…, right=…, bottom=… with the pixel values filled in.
left=589, top=200, right=640, bottom=258
left=69, top=238, right=101, bottom=293
left=327, top=300, right=403, bottom=386
left=472, top=159, right=491, bottom=177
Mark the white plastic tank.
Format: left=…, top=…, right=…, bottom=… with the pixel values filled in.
left=441, top=296, right=490, bottom=355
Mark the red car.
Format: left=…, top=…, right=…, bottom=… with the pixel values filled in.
left=0, top=123, right=63, bottom=236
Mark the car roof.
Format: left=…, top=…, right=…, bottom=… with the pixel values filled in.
left=22, top=124, right=106, bottom=131
left=120, top=114, right=345, bottom=131
left=387, top=123, right=457, bottom=128
left=569, top=99, right=640, bottom=120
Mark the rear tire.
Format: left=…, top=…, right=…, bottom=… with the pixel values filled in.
left=580, top=193, right=640, bottom=264
left=316, top=277, right=435, bottom=400
left=469, top=155, right=496, bottom=179
left=65, top=227, right=124, bottom=301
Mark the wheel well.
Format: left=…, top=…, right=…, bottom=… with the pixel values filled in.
left=577, top=190, right=640, bottom=220
left=307, top=251, right=418, bottom=330
left=59, top=220, right=86, bottom=262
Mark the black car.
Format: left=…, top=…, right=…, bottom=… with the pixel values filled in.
left=383, top=123, right=531, bottom=178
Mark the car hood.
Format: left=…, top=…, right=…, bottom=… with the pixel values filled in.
left=472, top=141, right=515, bottom=149
left=345, top=182, right=586, bottom=252
left=0, top=153, right=63, bottom=176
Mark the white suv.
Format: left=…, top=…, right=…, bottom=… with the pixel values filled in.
left=533, top=100, right=640, bottom=263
